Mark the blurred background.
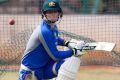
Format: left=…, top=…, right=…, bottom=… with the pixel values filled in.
left=0, top=0, right=120, bottom=14
left=0, top=0, right=120, bottom=80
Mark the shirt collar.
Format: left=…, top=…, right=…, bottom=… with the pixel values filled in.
left=42, top=20, right=57, bottom=30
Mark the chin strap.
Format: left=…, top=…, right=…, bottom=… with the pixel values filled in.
left=42, top=13, right=62, bottom=24
left=47, top=20, right=56, bottom=23
left=45, top=16, right=62, bottom=24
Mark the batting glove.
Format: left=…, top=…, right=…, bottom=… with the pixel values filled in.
left=64, top=40, right=76, bottom=49
left=64, top=40, right=70, bottom=47
left=72, top=41, right=86, bottom=56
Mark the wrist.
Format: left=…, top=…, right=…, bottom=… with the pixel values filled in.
left=72, top=48, right=77, bottom=56
left=64, top=41, right=70, bottom=47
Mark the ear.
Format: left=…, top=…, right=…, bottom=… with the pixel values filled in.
left=60, top=12, right=63, bottom=18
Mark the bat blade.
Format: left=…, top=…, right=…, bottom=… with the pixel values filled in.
left=83, top=42, right=116, bottom=52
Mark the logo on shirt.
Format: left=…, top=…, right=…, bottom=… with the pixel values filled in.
left=25, top=73, right=32, bottom=80
left=55, top=42, right=58, bottom=45
left=54, top=31, right=58, bottom=45
left=49, top=2, right=55, bottom=7
left=54, top=32, right=58, bottom=39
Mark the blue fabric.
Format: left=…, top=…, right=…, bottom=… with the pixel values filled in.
left=18, top=69, right=32, bottom=80
left=20, top=20, right=73, bottom=79
left=57, top=37, right=65, bottom=46
left=41, top=20, right=73, bottom=60
left=43, top=60, right=64, bottom=79
left=22, top=44, right=50, bottom=70
left=18, top=60, right=64, bottom=80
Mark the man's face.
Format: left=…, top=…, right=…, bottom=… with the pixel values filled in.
left=45, top=10, right=60, bottom=22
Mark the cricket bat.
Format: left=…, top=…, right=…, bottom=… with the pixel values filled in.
left=70, top=39, right=115, bottom=52
left=82, top=42, right=115, bottom=52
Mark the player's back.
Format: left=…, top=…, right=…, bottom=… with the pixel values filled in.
left=21, top=22, right=52, bottom=70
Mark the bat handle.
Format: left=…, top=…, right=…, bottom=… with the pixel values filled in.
left=77, top=46, right=96, bottom=51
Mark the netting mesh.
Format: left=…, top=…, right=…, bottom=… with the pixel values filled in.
left=0, top=0, right=120, bottom=79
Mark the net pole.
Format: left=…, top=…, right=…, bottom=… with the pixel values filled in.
left=92, top=0, right=101, bottom=14
left=80, top=0, right=89, bottom=14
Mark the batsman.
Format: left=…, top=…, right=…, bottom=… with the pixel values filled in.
left=18, top=0, right=86, bottom=80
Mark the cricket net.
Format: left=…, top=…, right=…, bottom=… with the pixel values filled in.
left=0, top=0, right=120, bottom=80
left=0, top=15, right=120, bottom=79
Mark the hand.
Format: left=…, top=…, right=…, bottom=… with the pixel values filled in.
left=75, top=41, right=85, bottom=50
left=64, top=39, right=84, bottom=49
left=64, top=40, right=77, bottom=49
left=72, top=41, right=86, bottom=56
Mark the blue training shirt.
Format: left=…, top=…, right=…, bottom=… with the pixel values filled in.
left=21, top=20, right=73, bottom=70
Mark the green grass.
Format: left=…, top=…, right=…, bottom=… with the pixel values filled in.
left=0, top=72, right=18, bottom=80
left=0, top=69, right=120, bottom=80
left=76, top=69, right=120, bottom=80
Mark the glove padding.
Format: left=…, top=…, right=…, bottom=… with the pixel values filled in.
left=64, top=41, right=70, bottom=47
left=64, top=39, right=86, bottom=56
left=72, top=41, right=86, bottom=56
left=64, top=39, right=82, bottom=49
left=75, top=41, right=85, bottom=56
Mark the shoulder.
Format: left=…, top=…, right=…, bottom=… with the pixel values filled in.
left=39, top=22, right=52, bottom=36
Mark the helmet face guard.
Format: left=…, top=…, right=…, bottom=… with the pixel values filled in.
left=41, top=0, right=63, bottom=19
